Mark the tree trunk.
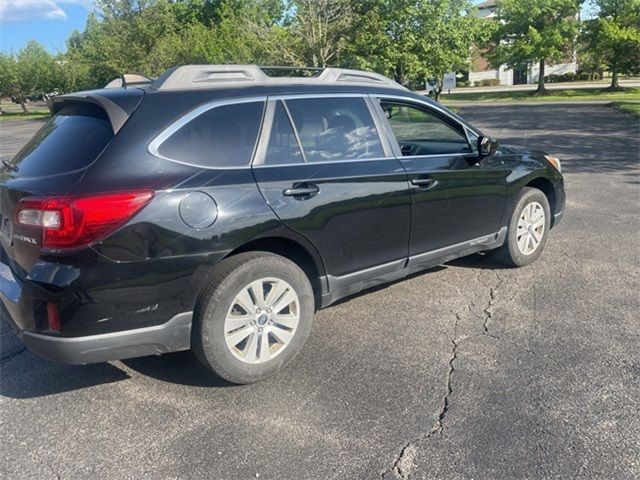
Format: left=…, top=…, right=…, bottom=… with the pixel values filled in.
left=394, top=64, right=405, bottom=86
left=536, top=59, right=546, bottom=94
left=610, top=71, right=619, bottom=89
left=19, top=98, right=28, bottom=114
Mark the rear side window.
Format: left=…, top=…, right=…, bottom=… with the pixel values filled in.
left=7, top=103, right=113, bottom=177
left=285, top=97, right=384, bottom=162
left=264, top=101, right=303, bottom=165
left=157, top=101, right=265, bottom=168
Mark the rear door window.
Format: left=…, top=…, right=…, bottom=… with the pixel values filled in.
left=285, top=97, right=384, bottom=162
left=157, top=101, right=265, bottom=168
left=6, top=103, right=114, bottom=177
left=264, top=101, right=304, bottom=166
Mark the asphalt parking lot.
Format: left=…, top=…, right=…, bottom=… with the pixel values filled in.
left=1, top=103, right=639, bottom=479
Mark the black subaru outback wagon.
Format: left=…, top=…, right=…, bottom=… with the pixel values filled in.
left=0, top=65, right=564, bottom=383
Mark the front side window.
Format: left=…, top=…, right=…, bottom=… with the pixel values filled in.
left=157, top=101, right=264, bottom=168
left=285, top=97, right=384, bottom=162
left=381, top=102, right=470, bottom=156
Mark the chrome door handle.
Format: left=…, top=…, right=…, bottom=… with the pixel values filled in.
left=410, top=178, right=437, bottom=188
left=282, top=184, right=319, bottom=197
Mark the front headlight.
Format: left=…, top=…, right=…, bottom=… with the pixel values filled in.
left=545, top=155, right=561, bottom=173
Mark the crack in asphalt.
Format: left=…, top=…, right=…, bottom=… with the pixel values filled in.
left=479, top=272, right=504, bottom=335
left=382, top=270, right=508, bottom=479
left=382, top=311, right=461, bottom=479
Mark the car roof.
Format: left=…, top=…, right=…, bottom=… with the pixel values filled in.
left=52, top=65, right=480, bottom=136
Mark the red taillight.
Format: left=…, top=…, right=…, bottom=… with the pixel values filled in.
left=16, top=191, right=154, bottom=249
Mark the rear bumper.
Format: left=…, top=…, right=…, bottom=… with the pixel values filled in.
left=1, top=258, right=192, bottom=364
left=16, top=312, right=192, bottom=364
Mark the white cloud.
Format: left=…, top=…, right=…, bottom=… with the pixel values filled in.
left=0, top=0, right=92, bottom=23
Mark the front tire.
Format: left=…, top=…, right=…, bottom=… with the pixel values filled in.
left=193, top=252, right=315, bottom=384
left=495, top=187, right=551, bottom=267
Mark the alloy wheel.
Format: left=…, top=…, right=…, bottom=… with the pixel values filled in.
left=224, top=277, right=300, bottom=364
left=516, top=201, right=545, bottom=255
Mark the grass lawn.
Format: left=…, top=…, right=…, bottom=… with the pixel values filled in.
left=440, top=87, right=640, bottom=103
left=0, top=111, right=50, bottom=122
left=0, top=101, right=50, bottom=122
left=611, top=101, right=640, bottom=118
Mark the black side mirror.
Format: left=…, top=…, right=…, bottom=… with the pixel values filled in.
left=478, top=136, right=498, bottom=157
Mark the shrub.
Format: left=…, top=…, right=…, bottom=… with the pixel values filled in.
left=457, top=80, right=470, bottom=88
left=480, top=78, right=500, bottom=87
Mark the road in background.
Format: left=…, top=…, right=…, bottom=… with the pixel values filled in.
left=425, top=78, right=640, bottom=96
left=1, top=104, right=639, bottom=479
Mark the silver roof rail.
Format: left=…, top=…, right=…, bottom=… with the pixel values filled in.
left=152, top=65, right=407, bottom=91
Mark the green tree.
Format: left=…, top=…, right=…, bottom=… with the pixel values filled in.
left=208, top=0, right=285, bottom=64
left=345, top=0, right=482, bottom=99
left=0, top=53, right=18, bottom=114
left=578, top=18, right=606, bottom=80
left=591, top=0, right=640, bottom=89
left=488, top=0, right=582, bottom=94
left=271, top=0, right=355, bottom=68
left=64, top=0, right=285, bottom=87
left=66, top=0, right=187, bottom=87
left=0, top=42, right=57, bottom=113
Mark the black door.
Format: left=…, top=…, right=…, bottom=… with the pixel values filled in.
left=514, top=66, right=528, bottom=85
left=252, top=97, right=411, bottom=280
left=376, top=99, right=506, bottom=259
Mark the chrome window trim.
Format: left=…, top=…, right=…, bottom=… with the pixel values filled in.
left=147, top=95, right=268, bottom=170
left=281, top=99, right=308, bottom=163
left=251, top=156, right=408, bottom=169
left=269, top=93, right=370, bottom=101
left=373, top=94, right=482, bottom=136
left=148, top=92, right=483, bottom=171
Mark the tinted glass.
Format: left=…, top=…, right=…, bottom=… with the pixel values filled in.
left=285, top=97, right=384, bottom=162
left=264, top=101, right=303, bottom=165
left=381, top=102, right=470, bottom=155
left=7, top=103, right=113, bottom=177
left=158, top=101, right=264, bottom=168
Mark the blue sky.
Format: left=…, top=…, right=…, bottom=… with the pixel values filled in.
left=0, top=0, right=92, bottom=53
left=1, top=0, right=598, bottom=54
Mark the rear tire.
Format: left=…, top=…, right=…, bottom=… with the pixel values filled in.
left=193, top=251, right=315, bottom=384
left=494, top=187, right=551, bottom=267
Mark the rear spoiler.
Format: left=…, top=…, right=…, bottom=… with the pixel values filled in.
left=49, top=88, right=144, bottom=134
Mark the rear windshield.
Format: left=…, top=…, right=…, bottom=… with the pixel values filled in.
left=6, top=103, right=113, bottom=177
